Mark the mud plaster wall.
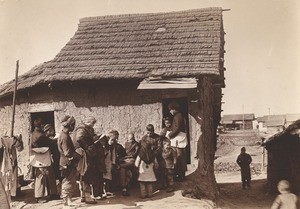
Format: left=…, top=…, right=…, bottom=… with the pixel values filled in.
left=0, top=82, right=202, bottom=174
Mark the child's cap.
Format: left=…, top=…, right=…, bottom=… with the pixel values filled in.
left=277, top=180, right=290, bottom=193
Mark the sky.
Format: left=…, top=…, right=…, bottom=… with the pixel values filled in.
left=0, top=0, right=299, bottom=117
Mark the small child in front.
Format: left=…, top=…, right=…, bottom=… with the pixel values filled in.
left=162, top=138, right=176, bottom=192
left=271, top=180, right=299, bottom=209
left=135, top=124, right=158, bottom=198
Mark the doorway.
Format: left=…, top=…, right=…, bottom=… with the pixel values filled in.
left=162, top=97, right=191, bottom=164
left=30, top=111, right=55, bottom=132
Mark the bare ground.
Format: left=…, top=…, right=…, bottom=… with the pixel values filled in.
left=11, top=131, right=275, bottom=209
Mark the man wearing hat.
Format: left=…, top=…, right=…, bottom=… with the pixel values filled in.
left=73, top=116, right=98, bottom=204
left=57, top=115, right=78, bottom=206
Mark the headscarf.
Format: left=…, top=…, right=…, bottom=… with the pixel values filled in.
left=61, top=115, right=75, bottom=127
left=82, top=116, right=96, bottom=127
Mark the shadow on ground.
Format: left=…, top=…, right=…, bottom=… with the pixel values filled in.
left=11, top=180, right=185, bottom=209
left=217, top=179, right=276, bottom=209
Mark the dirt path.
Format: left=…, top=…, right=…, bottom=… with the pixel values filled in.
left=216, top=174, right=275, bottom=209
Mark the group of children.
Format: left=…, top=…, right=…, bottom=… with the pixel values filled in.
left=100, top=121, right=178, bottom=199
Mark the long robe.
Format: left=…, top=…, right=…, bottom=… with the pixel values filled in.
left=168, top=112, right=187, bottom=178
left=0, top=136, right=23, bottom=197
left=236, top=152, right=252, bottom=181
left=0, top=176, right=10, bottom=209
left=30, top=129, right=58, bottom=198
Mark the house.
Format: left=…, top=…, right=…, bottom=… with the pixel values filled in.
left=262, top=119, right=300, bottom=194
left=0, top=8, right=225, bottom=174
left=257, top=115, right=286, bottom=133
left=221, top=113, right=255, bottom=130
left=285, top=113, right=300, bottom=127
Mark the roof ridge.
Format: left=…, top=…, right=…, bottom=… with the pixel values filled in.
left=79, top=7, right=222, bottom=23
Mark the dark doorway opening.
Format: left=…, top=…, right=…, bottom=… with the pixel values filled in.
left=162, top=97, right=191, bottom=164
left=30, top=111, right=55, bottom=132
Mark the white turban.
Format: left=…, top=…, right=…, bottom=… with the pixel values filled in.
left=82, top=116, right=96, bottom=127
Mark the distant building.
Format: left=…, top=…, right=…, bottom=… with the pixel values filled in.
left=221, top=114, right=255, bottom=130
left=262, top=119, right=300, bottom=194
left=258, top=114, right=300, bottom=133
left=285, top=113, right=300, bottom=127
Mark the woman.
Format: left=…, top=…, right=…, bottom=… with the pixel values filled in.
left=167, top=102, right=187, bottom=182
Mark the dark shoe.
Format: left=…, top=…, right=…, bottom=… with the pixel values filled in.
left=81, top=198, right=86, bottom=203
left=49, top=194, right=60, bottom=200
left=122, top=190, right=129, bottom=196
left=85, top=200, right=97, bottom=204
left=166, top=187, right=174, bottom=193
left=36, top=198, right=48, bottom=203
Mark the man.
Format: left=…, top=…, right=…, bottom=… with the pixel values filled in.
left=30, top=119, right=59, bottom=203
left=57, top=115, right=77, bottom=206
left=73, top=116, right=97, bottom=204
left=236, top=147, right=252, bottom=189
left=92, top=134, right=107, bottom=200
left=43, top=124, right=61, bottom=184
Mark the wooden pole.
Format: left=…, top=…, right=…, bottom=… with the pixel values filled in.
left=10, top=60, right=19, bottom=137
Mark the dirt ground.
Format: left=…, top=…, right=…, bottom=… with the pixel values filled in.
left=216, top=172, right=276, bottom=209
left=11, top=181, right=215, bottom=209
left=11, top=131, right=277, bottom=209
left=10, top=172, right=277, bottom=209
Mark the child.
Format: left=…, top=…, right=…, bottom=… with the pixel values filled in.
left=135, top=124, right=158, bottom=198
left=101, top=135, right=115, bottom=198
left=161, top=138, right=176, bottom=192
left=160, top=117, right=172, bottom=137
left=108, top=130, right=129, bottom=196
left=123, top=132, right=140, bottom=184
left=271, top=180, right=299, bottom=209
left=124, top=132, right=139, bottom=160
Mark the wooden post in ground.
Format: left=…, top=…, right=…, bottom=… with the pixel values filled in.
left=10, top=60, right=19, bottom=137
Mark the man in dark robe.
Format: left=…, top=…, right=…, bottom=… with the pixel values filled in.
left=236, top=147, right=252, bottom=189
left=73, top=116, right=97, bottom=204
left=57, top=115, right=77, bottom=206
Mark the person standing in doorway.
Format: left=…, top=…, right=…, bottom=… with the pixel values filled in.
left=236, top=147, right=252, bottom=189
left=167, top=102, right=187, bottom=182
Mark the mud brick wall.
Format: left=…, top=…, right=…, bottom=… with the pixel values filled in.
left=0, top=81, right=202, bottom=175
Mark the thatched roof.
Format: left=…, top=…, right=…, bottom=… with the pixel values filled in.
left=0, top=7, right=225, bottom=98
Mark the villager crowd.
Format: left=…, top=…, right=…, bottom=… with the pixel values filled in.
left=28, top=102, right=188, bottom=207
